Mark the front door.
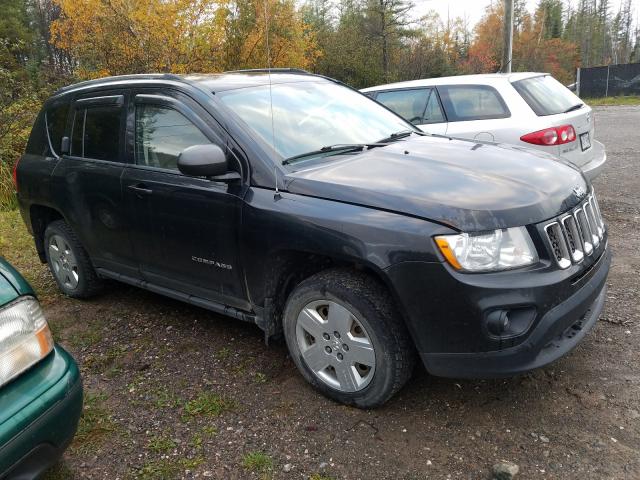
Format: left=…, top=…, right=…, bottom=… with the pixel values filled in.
left=121, top=91, right=248, bottom=310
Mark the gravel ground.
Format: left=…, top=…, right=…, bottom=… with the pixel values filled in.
left=2, top=106, right=639, bottom=480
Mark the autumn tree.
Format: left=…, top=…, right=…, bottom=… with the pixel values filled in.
left=50, top=0, right=318, bottom=76
left=224, top=0, right=320, bottom=70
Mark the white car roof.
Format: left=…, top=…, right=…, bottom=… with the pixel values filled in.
left=361, top=72, right=547, bottom=92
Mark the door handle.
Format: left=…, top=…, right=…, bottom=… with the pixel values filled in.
left=127, top=184, right=153, bottom=196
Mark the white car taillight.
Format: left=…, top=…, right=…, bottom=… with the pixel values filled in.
left=520, top=125, right=576, bottom=146
left=0, top=297, right=54, bottom=387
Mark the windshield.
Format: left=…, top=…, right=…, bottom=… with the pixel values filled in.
left=216, top=80, right=413, bottom=161
left=512, top=75, right=583, bottom=116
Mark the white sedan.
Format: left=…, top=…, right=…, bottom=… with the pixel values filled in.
left=362, top=73, right=607, bottom=180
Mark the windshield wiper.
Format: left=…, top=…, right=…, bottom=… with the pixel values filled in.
left=564, top=103, right=584, bottom=113
left=282, top=134, right=417, bottom=166
left=375, top=129, right=425, bottom=143
left=282, top=144, right=368, bottom=165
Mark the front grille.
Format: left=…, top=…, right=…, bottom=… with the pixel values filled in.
left=543, top=193, right=605, bottom=269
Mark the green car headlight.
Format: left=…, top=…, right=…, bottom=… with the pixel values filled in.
left=0, top=296, right=54, bottom=387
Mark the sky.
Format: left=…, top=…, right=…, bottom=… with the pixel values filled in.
left=412, top=0, right=640, bottom=28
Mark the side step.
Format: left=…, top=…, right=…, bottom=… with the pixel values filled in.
left=96, top=268, right=257, bottom=324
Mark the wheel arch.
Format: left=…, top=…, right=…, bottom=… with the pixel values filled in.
left=29, top=204, right=65, bottom=263
left=258, top=249, right=414, bottom=348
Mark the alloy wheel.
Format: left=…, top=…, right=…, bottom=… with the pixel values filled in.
left=295, top=299, right=376, bottom=392
left=48, top=234, right=80, bottom=290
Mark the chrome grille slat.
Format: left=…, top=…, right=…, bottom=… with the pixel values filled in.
left=584, top=201, right=600, bottom=247
left=588, top=195, right=604, bottom=239
left=575, top=207, right=594, bottom=256
left=544, top=222, right=572, bottom=269
left=561, top=215, right=584, bottom=263
left=544, top=192, right=605, bottom=268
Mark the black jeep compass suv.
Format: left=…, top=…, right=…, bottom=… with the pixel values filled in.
left=15, top=70, right=610, bottom=407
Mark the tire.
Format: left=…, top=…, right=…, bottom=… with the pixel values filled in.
left=283, top=268, right=416, bottom=408
left=44, top=220, right=103, bottom=299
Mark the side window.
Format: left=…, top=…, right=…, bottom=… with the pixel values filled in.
left=422, top=91, right=446, bottom=124
left=46, top=103, right=70, bottom=156
left=70, top=104, right=122, bottom=160
left=437, top=85, right=510, bottom=122
left=135, top=104, right=211, bottom=171
left=375, top=89, right=431, bottom=125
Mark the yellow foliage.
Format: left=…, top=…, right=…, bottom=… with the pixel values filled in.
left=51, top=0, right=319, bottom=77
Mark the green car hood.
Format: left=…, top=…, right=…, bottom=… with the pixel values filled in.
left=0, top=257, right=34, bottom=306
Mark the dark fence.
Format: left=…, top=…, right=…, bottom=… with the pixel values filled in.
left=578, top=62, right=640, bottom=98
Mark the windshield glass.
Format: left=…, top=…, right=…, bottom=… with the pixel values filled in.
left=216, top=80, right=413, bottom=161
left=512, top=75, right=582, bottom=116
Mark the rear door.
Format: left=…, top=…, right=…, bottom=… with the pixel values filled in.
left=373, top=87, right=448, bottom=135
left=436, top=84, right=512, bottom=142
left=52, top=90, right=138, bottom=277
left=121, top=89, right=249, bottom=310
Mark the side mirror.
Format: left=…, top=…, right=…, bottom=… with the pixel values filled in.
left=177, top=144, right=228, bottom=178
left=60, top=136, right=70, bottom=155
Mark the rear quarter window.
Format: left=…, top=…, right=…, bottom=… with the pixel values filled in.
left=437, top=85, right=510, bottom=122
left=25, top=110, right=48, bottom=156
left=512, top=75, right=582, bottom=116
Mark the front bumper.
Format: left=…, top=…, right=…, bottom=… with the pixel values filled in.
left=386, top=242, right=610, bottom=379
left=0, top=346, right=83, bottom=479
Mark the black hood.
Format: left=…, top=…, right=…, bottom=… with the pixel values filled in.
left=285, top=135, right=588, bottom=232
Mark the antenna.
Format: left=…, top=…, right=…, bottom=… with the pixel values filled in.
left=263, top=0, right=279, bottom=198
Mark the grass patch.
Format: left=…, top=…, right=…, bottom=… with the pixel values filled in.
left=584, top=95, right=640, bottom=106
left=180, top=456, right=205, bottom=469
left=254, top=372, right=268, bottom=383
left=133, top=456, right=204, bottom=480
left=215, top=346, right=231, bottom=360
left=73, top=392, right=117, bottom=453
left=0, top=209, right=56, bottom=298
left=0, top=162, right=18, bottom=211
left=84, top=345, right=127, bottom=373
left=190, top=425, right=218, bottom=451
left=42, top=462, right=75, bottom=480
left=309, top=475, right=335, bottom=480
left=150, top=386, right=182, bottom=409
left=67, top=325, right=104, bottom=350
left=242, top=451, right=273, bottom=474
left=134, top=459, right=182, bottom=480
left=183, top=392, right=235, bottom=418
left=147, top=434, right=177, bottom=454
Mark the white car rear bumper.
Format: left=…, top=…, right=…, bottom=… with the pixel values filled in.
left=578, top=140, right=607, bottom=181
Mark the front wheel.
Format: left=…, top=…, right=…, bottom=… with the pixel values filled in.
left=283, top=269, right=415, bottom=408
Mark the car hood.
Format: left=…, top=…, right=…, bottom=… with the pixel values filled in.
left=285, top=135, right=588, bottom=232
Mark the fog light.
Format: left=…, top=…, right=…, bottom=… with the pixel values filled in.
left=485, top=306, right=537, bottom=339
left=486, top=310, right=510, bottom=335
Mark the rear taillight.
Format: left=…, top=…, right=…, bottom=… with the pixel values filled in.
left=520, top=125, right=576, bottom=146
left=12, top=158, right=19, bottom=192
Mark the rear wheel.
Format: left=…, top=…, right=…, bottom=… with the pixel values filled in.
left=44, top=220, right=102, bottom=298
left=283, top=268, right=415, bottom=408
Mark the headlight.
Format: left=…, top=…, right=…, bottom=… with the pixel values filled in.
left=435, top=227, right=538, bottom=272
left=0, top=296, right=54, bottom=387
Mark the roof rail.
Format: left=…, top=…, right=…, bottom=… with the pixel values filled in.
left=54, top=73, right=186, bottom=95
left=223, top=68, right=311, bottom=75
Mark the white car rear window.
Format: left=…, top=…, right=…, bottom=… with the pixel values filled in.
left=512, top=75, right=583, bottom=116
